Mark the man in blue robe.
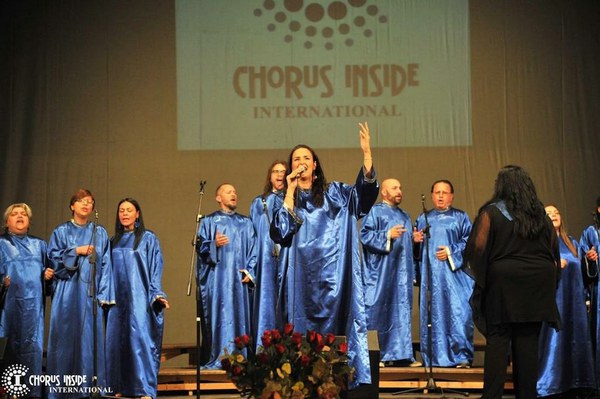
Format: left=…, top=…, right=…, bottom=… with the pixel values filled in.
left=413, top=180, right=474, bottom=368
left=249, top=161, right=286, bottom=346
left=580, top=195, right=600, bottom=383
left=47, top=189, right=115, bottom=399
left=360, top=178, right=419, bottom=367
left=270, top=122, right=378, bottom=386
left=197, top=183, right=257, bottom=369
left=0, top=203, right=53, bottom=398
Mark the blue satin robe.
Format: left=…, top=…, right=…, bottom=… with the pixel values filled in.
left=537, top=237, right=596, bottom=396
left=0, top=233, right=47, bottom=397
left=580, top=225, right=600, bottom=384
left=250, top=192, right=285, bottom=345
left=197, top=211, right=257, bottom=369
left=106, top=231, right=166, bottom=398
left=360, top=203, right=415, bottom=363
left=46, top=221, right=115, bottom=399
left=415, top=208, right=474, bottom=367
left=271, top=169, right=378, bottom=386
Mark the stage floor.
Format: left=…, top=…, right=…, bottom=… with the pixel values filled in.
left=158, top=391, right=514, bottom=399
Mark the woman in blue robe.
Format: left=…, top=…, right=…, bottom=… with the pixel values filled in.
left=413, top=180, right=474, bottom=368
left=537, top=205, right=595, bottom=397
left=0, top=203, right=53, bottom=398
left=579, top=197, right=600, bottom=387
left=270, top=122, right=378, bottom=386
left=249, top=161, right=286, bottom=346
left=198, top=183, right=257, bottom=369
left=106, top=198, right=169, bottom=399
left=46, top=189, right=115, bottom=399
left=360, top=179, right=416, bottom=365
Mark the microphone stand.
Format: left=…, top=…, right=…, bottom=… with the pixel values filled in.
left=420, top=196, right=467, bottom=397
left=186, top=180, right=206, bottom=399
left=394, top=195, right=468, bottom=398
left=88, top=210, right=101, bottom=399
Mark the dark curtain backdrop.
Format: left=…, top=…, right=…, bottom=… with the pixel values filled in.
left=1, top=0, right=599, bottom=348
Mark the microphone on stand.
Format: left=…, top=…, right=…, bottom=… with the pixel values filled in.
left=89, top=210, right=99, bottom=264
left=421, top=194, right=431, bottom=238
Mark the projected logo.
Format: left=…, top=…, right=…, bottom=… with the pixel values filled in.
left=253, top=0, right=388, bottom=50
left=1, top=364, right=30, bottom=397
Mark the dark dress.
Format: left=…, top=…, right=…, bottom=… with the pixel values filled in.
left=466, top=201, right=560, bottom=399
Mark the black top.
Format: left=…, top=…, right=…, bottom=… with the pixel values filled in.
left=465, top=202, right=560, bottom=335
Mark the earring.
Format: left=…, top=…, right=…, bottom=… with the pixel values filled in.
left=134, top=218, right=140, bottom=228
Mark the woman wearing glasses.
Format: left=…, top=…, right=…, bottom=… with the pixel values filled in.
left=46, top=188, right=115, bottom=399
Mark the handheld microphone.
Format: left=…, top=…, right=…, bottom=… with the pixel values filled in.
left=296, top=165, right=307, bottom=178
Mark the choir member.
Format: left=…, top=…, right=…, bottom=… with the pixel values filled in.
left=46, top=189, right=115, bottom=399
left=0, top=203, right=53, bottom=398
left=106, top=198, right=169, bottom=399
left=413, top=180, right=474, bottom=368
left=270, top=122, right=378, bottom=386
left=197, top=183, right=256, bottom=369
left=249, top=161, right=286, bottom=344
left=360, top=179, right=420, bottom=367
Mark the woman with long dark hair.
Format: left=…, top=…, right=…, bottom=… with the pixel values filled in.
left=249, top=160, right=287, bottom=346
left=106, top=198, right=169, bottom=399
left=270, top=122, right=379, bottom=386
left=465, top=165, right=560, bottom=399
left=537, top=205, right=595, bottom=397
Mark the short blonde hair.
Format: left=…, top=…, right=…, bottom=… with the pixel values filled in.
left=4, top=203, right=33, bottom=224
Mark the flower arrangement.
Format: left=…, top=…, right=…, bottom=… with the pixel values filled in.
left=221, top=323, right=354, bottom=399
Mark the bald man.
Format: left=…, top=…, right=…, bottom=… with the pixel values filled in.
left=196, top=183, right=257, bottom=369
left=360, top=178, right=420, bottom=367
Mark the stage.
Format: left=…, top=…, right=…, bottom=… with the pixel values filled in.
left=157, top=343, right=515, bottom=398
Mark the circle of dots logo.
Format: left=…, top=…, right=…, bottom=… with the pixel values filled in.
left=254, top=0, right=388, bottom=50
left=1, top=364, right=30, bottom=397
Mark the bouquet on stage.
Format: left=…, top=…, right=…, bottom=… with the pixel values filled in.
left=221, top=323, right=353, bottom=399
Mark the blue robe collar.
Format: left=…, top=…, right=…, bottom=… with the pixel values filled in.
left=493, top=201, right=513, bottom=221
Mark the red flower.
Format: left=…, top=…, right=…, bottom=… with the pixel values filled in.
left=220, top=357, right=231, bottom=371
left=307, top=330, right=317, bottom=343
left=231, top=365, right=243, bottom=376
left=235, top=334, right=250, bottom=349
left=271, top=329, right=282, bottom=341
left=275, top=343, right=286, bottom=354
left=283, top=323, right=294, bottom=336
left=310, top=332, right=323, bottom=348
left=325, top=333, right=336, bottom=345
left=291, top=332, right=303, bottom=348
left=262, top=335, right=272, bottom=348
left=300, top=354, right=311, bottom=366
left=241, top=334, right=250, bottom=346
left=338, top=342, right=348, bottom=354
